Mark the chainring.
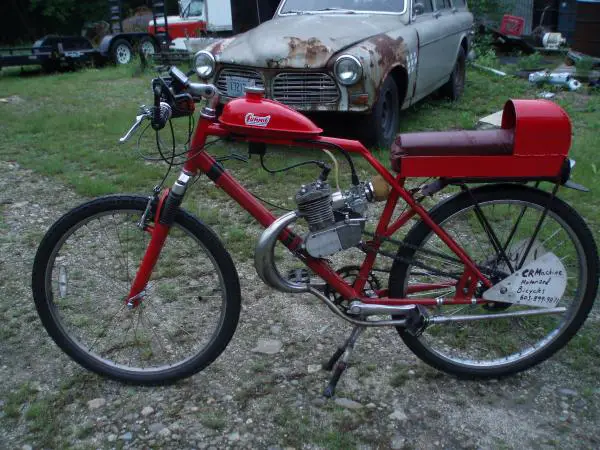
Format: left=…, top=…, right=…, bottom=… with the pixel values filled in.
left=324, top=265, right=381, bottom=307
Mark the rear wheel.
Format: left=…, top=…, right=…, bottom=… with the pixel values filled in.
left=389, top=185, right=598, bottom=378
left=440, top=47, right=466, bottom=101
left=111, top=39, right=133, bottom=65
left=138, top=37, right=157, bottom=57
left=32, top=196, right=241, bottom=384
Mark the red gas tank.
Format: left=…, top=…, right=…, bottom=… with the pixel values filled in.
left=219, top=89, right=323, bottom=139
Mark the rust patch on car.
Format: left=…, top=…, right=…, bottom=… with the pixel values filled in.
left=369, top=34, right=407, bottom=68
left=287, top=37, right=331, bottom=66
left=211, top=40, right=225, bottom=55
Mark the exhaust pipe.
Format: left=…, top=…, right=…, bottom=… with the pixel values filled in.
left=254, top=211, right=309, bottom=294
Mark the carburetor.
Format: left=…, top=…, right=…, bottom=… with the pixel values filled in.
left=295, top=179, right=380, bottom=258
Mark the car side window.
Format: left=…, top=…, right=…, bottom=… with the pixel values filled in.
left=434, top=0, right=450, bottom=9
left=413, top=0, right=433, bottom=15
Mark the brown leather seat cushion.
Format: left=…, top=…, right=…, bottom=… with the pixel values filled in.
left=391, top=129, right=515, bottom=172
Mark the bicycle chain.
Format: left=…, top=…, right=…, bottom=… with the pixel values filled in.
left=360, top=231, right=508, bottom=281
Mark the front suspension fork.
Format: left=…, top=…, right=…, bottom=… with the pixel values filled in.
left=126, top=170, right=194, bottom=307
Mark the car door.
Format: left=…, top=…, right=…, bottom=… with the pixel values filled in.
left=410, top=0, right=442, bottom=100
left=431, top=0, right=465, bottom=80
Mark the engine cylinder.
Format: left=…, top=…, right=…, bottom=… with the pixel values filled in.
left=295, top=182, right=334, bottom=231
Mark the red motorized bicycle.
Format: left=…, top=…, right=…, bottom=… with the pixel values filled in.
left=32, top=66, right=599, bottom=397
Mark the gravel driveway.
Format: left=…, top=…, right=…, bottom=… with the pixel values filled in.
left=1, top=160, right=599, bottom=449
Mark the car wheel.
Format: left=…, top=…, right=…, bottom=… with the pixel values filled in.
left=366, top=76, right=400, bottom=149
left=441, top=47, right=466, bottom=101
left=138, top=37, right=157, bottom=57
left=111, top=39, right=133, bottom=65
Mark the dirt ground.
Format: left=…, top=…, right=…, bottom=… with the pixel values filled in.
left=1, top=159, right=599, bottom=449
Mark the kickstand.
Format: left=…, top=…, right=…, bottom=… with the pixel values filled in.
left=322, top=326, right=364, bottom=398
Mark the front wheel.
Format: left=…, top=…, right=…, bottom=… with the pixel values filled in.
left=389, top=184, right=598, bottom=378
left=32, top=196, right=241, bottom=384
left=365, top=76, right=400, bottom=149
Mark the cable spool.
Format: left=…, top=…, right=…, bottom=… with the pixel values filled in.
left=542, top=32, right=567, bottom=50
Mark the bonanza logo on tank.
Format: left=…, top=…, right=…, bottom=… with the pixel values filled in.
left=245, top=113, right=271, bottom=127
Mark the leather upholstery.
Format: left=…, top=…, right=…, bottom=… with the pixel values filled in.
left=391, top=129, right=515, bottom=172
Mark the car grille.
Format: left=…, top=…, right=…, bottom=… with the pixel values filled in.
left=272, top=72, right=339, bottom=105
left=216, top=68, right=265, bottom=96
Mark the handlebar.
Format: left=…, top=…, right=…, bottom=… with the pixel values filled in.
left=119, top=65, right=219, bottom=144
left=169, top=66, right=218, bottom=99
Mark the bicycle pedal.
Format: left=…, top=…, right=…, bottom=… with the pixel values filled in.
left=286, top=268, right=311, bottom=284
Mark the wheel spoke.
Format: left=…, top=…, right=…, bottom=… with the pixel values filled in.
left=35, top=198, right=240, bottom=383
left=391, top=189, right=595, bottom=376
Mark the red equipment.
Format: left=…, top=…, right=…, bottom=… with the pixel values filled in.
left=149, top=17, right=206, bottom=40
left=219, top=89, right=323, bottom=138
left=391, top=99, right=571, bottom=178
left=500, top=14, right=526, bottom=36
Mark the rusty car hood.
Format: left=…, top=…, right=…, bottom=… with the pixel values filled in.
left=213, top=14, right=405, bottom=69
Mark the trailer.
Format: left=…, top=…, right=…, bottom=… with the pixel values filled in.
left=0, top=36, right=98, bottom=72
left=0, top=0, right=168, bottom=72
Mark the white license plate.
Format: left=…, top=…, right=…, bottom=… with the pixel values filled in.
left=65, top=51, right=82, bottom=58
left=226, top=76, right=253, bottom=97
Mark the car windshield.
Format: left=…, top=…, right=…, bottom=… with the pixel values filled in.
left=280, top=0, right=405, bottom=14
left=180, top=0, right=204, bottom=18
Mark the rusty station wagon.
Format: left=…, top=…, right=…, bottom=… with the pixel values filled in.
left=193, top=0, right=473, bottom=147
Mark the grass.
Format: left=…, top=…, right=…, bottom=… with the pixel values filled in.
left=199, top=411, right=227, bottom=430
left=2, top=381, right=74, bottom=447
left=2, top=382, right=38, bottom=419
left=1, top=64, right=598, bottom=249
left=274, top=405, right=359, bottom=449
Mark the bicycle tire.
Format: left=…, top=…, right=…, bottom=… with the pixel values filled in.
left=389, top=184, right=599, bottom=378
left=32, top=195, right=241, bottom=385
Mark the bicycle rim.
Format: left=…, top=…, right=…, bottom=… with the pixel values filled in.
left=42, top=206, right=229, bottom=377
left=392, top=189, right=595, bottom=376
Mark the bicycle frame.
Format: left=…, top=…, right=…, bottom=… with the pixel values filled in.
left=127, top=110, right=493, bottom=308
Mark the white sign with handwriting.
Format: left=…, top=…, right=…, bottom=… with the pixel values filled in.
left=483, top=252, right=567, bottom=308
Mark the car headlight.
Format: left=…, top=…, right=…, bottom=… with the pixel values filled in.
left=334, top=55, right=363, bottom=86
left=194, top=50, right=215, bottom=79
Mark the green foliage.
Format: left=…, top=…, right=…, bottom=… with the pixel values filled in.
left=476, top=47, right=501, bottom=68
left=29, top=0, right=79, bottom=24
left=575, top=57, right=596, bottom=77
left=516, top=53, right=544, bottom=70
left=468, top=0, right=511, bottom=23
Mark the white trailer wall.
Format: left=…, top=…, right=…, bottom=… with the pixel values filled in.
left=205, top=0, right=233, bottom=31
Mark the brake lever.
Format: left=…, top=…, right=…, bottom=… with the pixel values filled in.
left=119, top=107, right=152, bottom=144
